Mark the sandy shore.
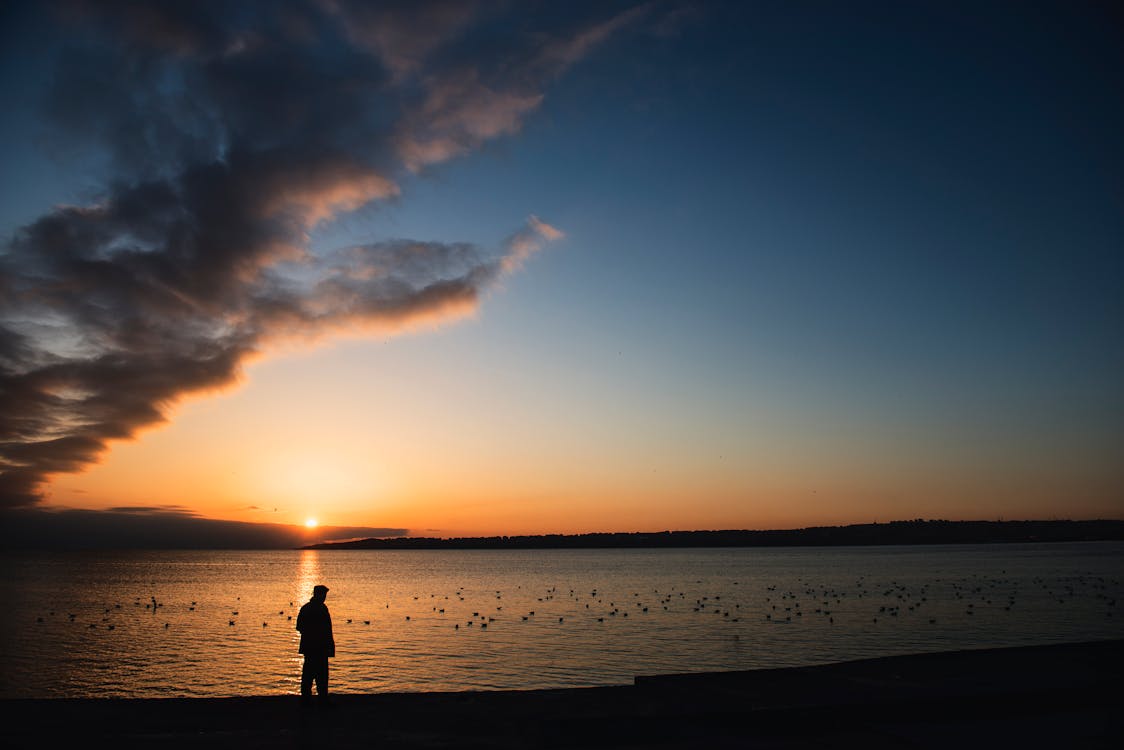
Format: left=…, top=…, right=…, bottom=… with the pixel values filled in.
left=3, top=639, right=1119, bottom=748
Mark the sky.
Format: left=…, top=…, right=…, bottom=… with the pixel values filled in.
left=1, top=1, right=1121, bottom=547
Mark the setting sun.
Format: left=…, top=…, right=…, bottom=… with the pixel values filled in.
left=305, top=518, right=318, bottom=529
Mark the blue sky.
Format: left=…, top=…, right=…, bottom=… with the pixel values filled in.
left=368, top=1, right=1124, bottom=509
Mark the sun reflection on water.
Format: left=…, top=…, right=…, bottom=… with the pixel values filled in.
left=295, top=549, right=323, bottom=606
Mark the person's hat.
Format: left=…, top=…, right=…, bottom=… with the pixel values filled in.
left=313, top=584, right=329, bottom=594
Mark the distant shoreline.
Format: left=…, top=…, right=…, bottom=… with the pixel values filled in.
left=302, top=518, right=1124, bottom=550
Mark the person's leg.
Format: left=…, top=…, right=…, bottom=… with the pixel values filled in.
left=315, top=656, right=330, bottom=703
left=300, top=656, right=315, bottom=703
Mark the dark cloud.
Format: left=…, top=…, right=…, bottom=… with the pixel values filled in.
left=0, top=506, right=407, bottom=549
left=0, top=0, right=662, bottom=507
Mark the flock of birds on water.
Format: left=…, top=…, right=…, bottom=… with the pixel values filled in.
left=31, top=572, right=1120, bottom=640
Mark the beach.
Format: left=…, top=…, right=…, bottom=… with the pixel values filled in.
left=3, top=639, right=1118, bottom=748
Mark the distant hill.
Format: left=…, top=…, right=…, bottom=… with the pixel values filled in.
left=301, top=519, right=1124, bottom=550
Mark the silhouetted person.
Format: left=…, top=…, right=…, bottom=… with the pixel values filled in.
left=296, top=584, right=335, bottom=706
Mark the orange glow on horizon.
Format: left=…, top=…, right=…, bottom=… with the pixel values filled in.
left=37, top=327, right=1124, bottom=537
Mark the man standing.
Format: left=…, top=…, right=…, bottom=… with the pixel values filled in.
left=296, top=584, right=335, bottom=706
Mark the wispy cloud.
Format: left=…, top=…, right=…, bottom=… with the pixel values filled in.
left=0, top=0, right=654, bottom=507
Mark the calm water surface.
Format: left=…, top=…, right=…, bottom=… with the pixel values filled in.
left=2, top=543, right=1121, bottom=698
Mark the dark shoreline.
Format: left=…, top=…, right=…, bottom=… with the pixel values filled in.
left=302, top=519, right=1124, bottom=550
left=4, top=639, right=1120, bottom=748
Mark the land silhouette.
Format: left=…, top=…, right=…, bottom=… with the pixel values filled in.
left=302, top=518, right=1124, bottom=550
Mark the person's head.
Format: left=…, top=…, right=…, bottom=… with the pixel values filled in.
left=312, top=584, right=329, bottom=602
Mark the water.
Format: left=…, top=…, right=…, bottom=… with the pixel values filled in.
left=1, top=542, right=1120, bottom=698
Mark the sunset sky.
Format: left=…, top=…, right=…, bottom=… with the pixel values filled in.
left=1, top=1, right=1121, bottom=547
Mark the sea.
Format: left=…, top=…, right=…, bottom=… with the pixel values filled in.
left=1, top=542, right=1121, bottom=699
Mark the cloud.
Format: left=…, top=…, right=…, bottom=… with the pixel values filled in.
left=501, top=216, right=566, bottom=275
left=0, top=0, right=654, bottom=507
left=0, top=506, right=408, bottom=549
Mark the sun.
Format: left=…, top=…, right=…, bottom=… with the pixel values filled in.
left=305, top=518, right=318, bottom=529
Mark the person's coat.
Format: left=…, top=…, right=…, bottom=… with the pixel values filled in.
left=296, top=599, right=335, bottom=657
